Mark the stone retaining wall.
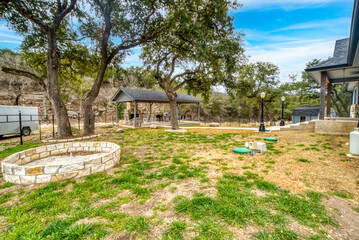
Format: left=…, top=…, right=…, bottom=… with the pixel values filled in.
left=315, top=120, right=358, bottom=135
left=1, top=142, right=120, bottom=185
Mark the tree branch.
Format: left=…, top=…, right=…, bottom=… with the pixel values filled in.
left=142, top=0, right=156, bottom=35
left=1, top=67, right=46, bottom=90
left=107, top=25, right=167, bottom=63
left=7, top=0, right=49, bottom=30
left=332, top=85, right=350, bottom=116
left=155, top=54, right=169, bottom=89
left=166, top=55, right=179, bottom=83
left=57, top=36, right=87, bottom=42
left=171, top=78, right=196, bottom=92
left=170, top=70, right=196, bottom=85
left=93, top=0, right=105, bottom=13
left=57, top=0, right=62, bottom=12
left=54, top=0, right=77, bottom=28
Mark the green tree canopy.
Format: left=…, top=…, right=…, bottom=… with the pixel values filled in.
left=141, top=0, right=245, bottom=129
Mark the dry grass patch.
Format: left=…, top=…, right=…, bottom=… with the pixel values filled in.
left=1, top=127, right=359, bottom=239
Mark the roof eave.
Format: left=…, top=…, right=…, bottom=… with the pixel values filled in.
left=305, top=71, right=320, bottom=85
left=305, top=63, right=349, bottom=72
left=131, top=98, right=201, bottom=103
left=111, top=89, right=135, bottom=102
left=110, top=88, right=122, bottom=101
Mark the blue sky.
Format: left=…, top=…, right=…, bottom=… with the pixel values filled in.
left=233, top=0, right=354, bottom=82
left=0, top=0, right=355, bottom=83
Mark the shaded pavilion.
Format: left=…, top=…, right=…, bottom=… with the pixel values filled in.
left=111, top=88, right=201, bottom=128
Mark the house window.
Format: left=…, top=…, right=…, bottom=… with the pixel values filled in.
left=300, top=116, right=306, bottom=122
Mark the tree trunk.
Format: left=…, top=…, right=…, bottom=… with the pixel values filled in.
left=332, top=86, right=351, bottom=117
left=83, top=63, right=107, bottom=135
left=80, top=98, right=83, bottom=116
left=43, top=94, right=47, bottom=117
left=15, top=94, right=20, bottom=105
left=46, top=30, right=72, bottom=138
left=165, top=91, right=179, bottom=130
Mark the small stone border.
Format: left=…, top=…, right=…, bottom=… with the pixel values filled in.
left=42, top=134, right=101, bottom=143
left=1, top=141, right=120, bottom=185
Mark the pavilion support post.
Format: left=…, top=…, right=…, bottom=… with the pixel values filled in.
left=134, top=101, right=137, bottom=128
left=197, top=103, right=200, bottom=122
left=115, top=102, right=119, bottom=123
left=319, top=71, right=327, bottom=120
left=148, top=103, right=152, bottom=122
left=327, top=82, right=332, bottom=118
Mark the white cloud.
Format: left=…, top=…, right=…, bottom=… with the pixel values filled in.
left=246, top=39, right=336, bottom=82
left=123, top=49, right=143, bottom=66
left=241, top=14, right=351, bottom=83
left=0, top=40, right=22, bottom=44
left=0, top=32, right=23, bottom=40
left=238, top=0, right=353, bottom=11
left=0, top=23, right=23, bottom=46
left=271, top=17, right=351, bottom=32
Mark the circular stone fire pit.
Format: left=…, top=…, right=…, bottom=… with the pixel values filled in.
left=1, top=142, right=120, bottom=185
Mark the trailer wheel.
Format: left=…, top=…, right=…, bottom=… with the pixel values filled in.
left=22, top=127, right=31, bottom=136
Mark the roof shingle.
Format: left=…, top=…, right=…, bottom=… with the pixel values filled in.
left=306, top=38, right=349, bottom=71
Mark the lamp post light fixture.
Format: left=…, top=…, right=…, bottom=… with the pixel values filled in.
left=259, top=92, right=266, bottom=132
left=280, top=96, right=285, bottom=126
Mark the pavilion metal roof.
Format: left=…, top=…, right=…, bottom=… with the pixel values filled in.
left=111, top=88, right=201, bottom=104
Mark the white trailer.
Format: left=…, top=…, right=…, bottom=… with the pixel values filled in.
left=0, top=105, right=39, bottom=137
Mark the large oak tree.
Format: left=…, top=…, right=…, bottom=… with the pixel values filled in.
left=0, top=0, right=78, bottom=137
left=141, top=0, right=245, bottom=129
left=79, top=0, right=171, bottom=135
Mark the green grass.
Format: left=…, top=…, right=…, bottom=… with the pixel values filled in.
left=330, top=191, right=354, bottom=199
left=0, top=129, right=346, bottom=239
left=253, top=227, right=300, bottom=240
left=0, top=192, right=13, bottom=204
left=42, top=221, right=107, bottom=240
left=125, top=216, right=151, bottom=236
left=174, top=173, right=335, bottom=229
left=0, top=182, right=14, bottom=189
left=163, top=220, right=187, bottom=240
left=195, top=220, right=234, bottom=239
left=0, top=143, right=41, bottom=159
left=298, top=158, right=311, bottom=163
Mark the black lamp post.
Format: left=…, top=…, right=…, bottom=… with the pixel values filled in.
left=259, top=92, right=266, bottom=132
left=280, top=96, right=285, bottom=126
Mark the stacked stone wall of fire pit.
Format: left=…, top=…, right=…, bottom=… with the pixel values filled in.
left=1, top=142, right=120, bottom=185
